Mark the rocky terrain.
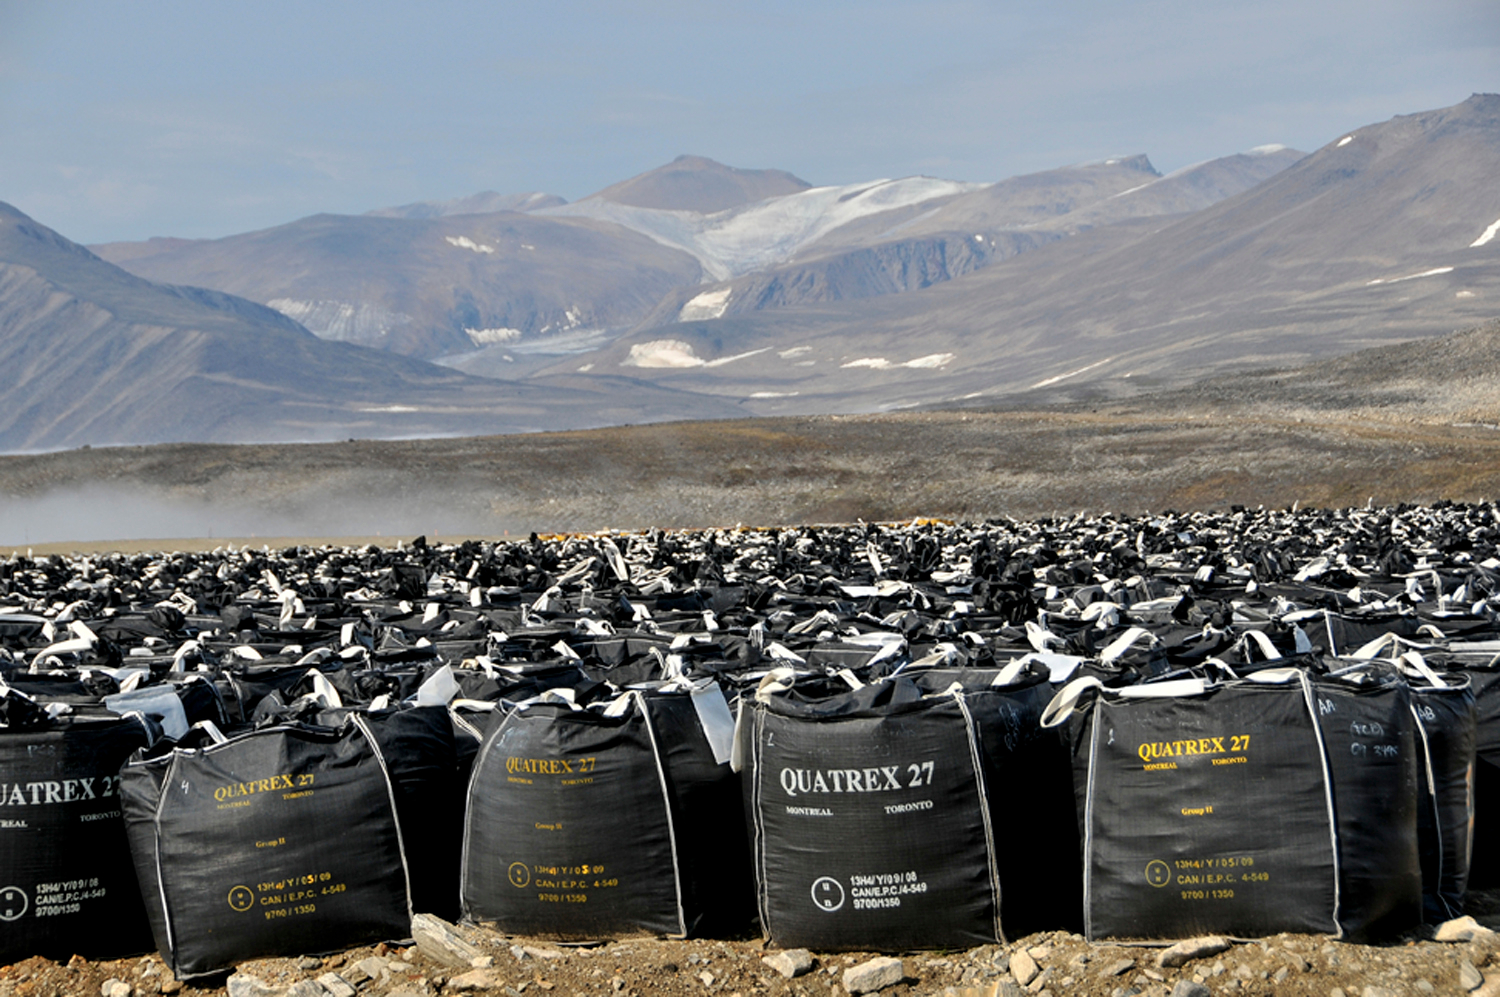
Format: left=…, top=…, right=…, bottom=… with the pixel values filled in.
left=4, top=909, right=1499, bottom=997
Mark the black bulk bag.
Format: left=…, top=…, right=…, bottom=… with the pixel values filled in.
left=310, top=704, right=460, bottom=921
left=462, top=680, right=748, bottom=937
left=907, top=662, right=1083, bottom=935
left=644, top=681, right=755, bottom=937
left=1322, top=612, right=1424, bottom=656
left=1400, top=655, right=1478, bottom=921
left=1044, top=672, right=1339, bottom=940
left=0, top=689, right=158, bottom=965
left=1307, top=663, right=1422, bottom=940
left=733, top=673, right=1002, bottom=951
left=224, top=662, right=362, bottom=722
left=120, top=718, right=412, bottom=978
left=1453, top=649, right=1500, bottom=887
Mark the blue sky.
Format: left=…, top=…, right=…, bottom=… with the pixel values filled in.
left=1, top=0, right=1495, bottom=244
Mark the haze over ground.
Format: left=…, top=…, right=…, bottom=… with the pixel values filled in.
left=1, top=0, right=1495, bottom=244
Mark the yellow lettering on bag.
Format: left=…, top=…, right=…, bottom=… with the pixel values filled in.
left=213, top=773, right=312, bottom=802
left=1137, top=735, right=1250, bottom=766
left=504, top=756, right=597, bottom=777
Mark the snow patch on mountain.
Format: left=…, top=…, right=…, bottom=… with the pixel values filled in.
left=466, top=327, right=523, bottom=346
left=446, top=235, right=496, bottom=254
left=1030, top=356, right=1115, bottom=388
left=1108, top=182, right=1156, bottom=200
left=705, top=348, right=769, bottom=367
left=624, top=340, right=708, bottom=368
left=541, top=175, right=989, bottom=280
left=1366, top=267, right=1454, bottom=286
left=903, top=353, right=956, bottom=369
left=680, top=287, right=732, bottom=321
left=621, top=340, right=770, bottom=368
left=268, top=298, right=414, bottom=348
left=1471, top=217, right=1500, bottom=248
left=841, top=353, right=955, bottom=370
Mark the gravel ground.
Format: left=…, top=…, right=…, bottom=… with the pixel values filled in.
left=5, top=902, right=1500, bottom=997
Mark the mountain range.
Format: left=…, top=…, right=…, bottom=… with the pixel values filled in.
left=556, top=94, right=1500, bottom=416
left=90, top=148, right=1302, bottom=367
left=0, top=202, right=740, bottom=451
left=0, top=94, right=1494, bottom=452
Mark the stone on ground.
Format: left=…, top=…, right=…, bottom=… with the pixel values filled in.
left=318, top=974, right=358, bottom=997
left=1010, top=949, right=1039, bottom=986
left=762, top=949, right=815, bottom=979
left=1171, top=982, right=1211, bottom=997
left=1156, top=936, right=1231, bottom=968
left=1437, top=916, right=1498, bottom=943
left=843, top=956, right=905, bottom=994
left=412, top=912, right=486, bottom=967
left=226, top=974, right=286, bottom=997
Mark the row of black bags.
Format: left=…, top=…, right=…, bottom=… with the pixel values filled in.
left=0, top=641, right=1484, bottom=977
left=4, top=507, right=1500, bottom=976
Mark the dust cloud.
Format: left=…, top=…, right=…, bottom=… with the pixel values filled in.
left=0, top=485, right=526, bottom=547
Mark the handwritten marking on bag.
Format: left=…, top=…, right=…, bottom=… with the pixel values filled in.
left=778, top=760, right=934, bottom=797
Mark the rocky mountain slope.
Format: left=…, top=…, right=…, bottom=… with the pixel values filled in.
left=91, top=210, right=703, bottom=359
left=364, top=190, right=566, bottom=219
left=636, top=149, right=1306, bottom=325
left=569, top=95, right=1500, bottom=416
left=0, top=202, right=740, bottom=452
left=90, top=148, right=1302, bottom=370
left=581, top=153, right=812, bottom=212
